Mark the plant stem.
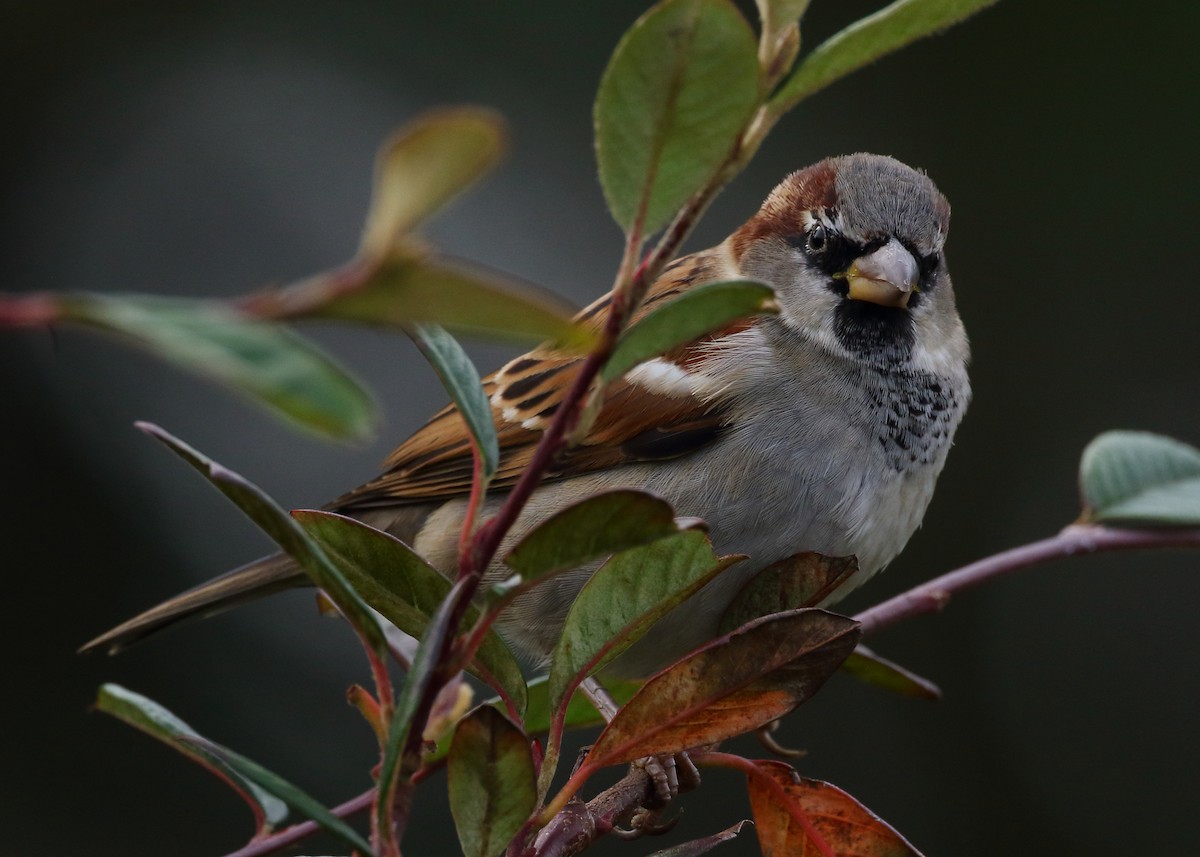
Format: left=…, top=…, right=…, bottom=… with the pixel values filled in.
left=854, top=523, right=1200, bottom=637
left=222, top=788, right=375, bottom=857
left=0, top=292, right=62, bottom=326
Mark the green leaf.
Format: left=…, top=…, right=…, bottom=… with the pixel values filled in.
left=448, top=706, right=537, bottom=857
left=60, top=293, right=375, bottom=441
left=548, top=531, right=742, bottom=714
left=747, top=761, right=923, bottom=856
left=411, top=324, right=498, bottom=482
left=503, top=490, right=687, bottom=581
left=95, top=684, right=288, bottom=836
left=184, top=734, right=375, bottom=856
left=520, top=676, right=644, bottom=736
left=136, top=423, right=388, bottom=659
left=294, top=510, right=527, bottom=716
left=361, top=108, right=507, bottom=259
left=377, top=578, right=468, bottom=847
left=771, top=0, right=1000, bottom=112
left=602, top=280, right=777, bottom=382
left=596, top=0, right=760, bottom=237
left=1080, top=431, right=1200, bottom=525
left=585, top=609, right=860, bottom=767
left=719, top=551, right=858, bottom=634
left=842, top=646, right=941, bottom=701
left=269, top=255, right=592, bottom=349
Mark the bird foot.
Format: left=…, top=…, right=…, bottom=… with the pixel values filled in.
left=633, top=750, right=701, bottom=805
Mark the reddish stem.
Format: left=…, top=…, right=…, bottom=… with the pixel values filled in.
left=222, top=788, right=375, bottom=857
left=0, top=292, right=63, bottom=326
left=854, top=523, right=1200, bottom=638
left=457, top=448, right=487, bottom=579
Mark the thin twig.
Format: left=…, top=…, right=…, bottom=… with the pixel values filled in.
left=222, top=788, right=375, bottom=857
left=855, top=523, right=1200, bottom=637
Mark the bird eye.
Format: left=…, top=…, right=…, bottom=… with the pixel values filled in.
left=807, top=223, right=828, bottom=253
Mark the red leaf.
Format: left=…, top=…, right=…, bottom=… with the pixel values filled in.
left=584, top=609, right=859, bottom=767
left=747, top=760, right=924, bottom=857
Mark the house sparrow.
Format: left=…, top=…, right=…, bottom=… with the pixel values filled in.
left=83, top=153, right=970, bottom=675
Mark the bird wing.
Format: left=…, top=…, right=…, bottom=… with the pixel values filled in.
left=331, top=246, right=745, bottom=510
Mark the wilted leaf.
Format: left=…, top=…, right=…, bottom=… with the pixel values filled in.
left=503, top=490, right=685, bottom=581
left=137, top=423, right=388, bottom=659
left=585, top=609, right=860, bottom=766
left=747, top=760, right=923, bottom=856
left=719, top=552, right=858, bottom=633
left=596, top=0, right=759, bottom=237
left=602, top=281, right=777, bottom=383
left=254, top=254, right=591, bottom=349
left=59, top=293, right=375, bottom=441
left=771, top=0, right=1000, bottom=112
left=842, top=646, right=941, bottom=701
left=411, top=324, right=498, bottom=482
left=294, top=510, right=527, bottom=716
left=646, top=820, right=752, bottom=856
left=184, top=734, right=374, bottom=856
left=95, top=684, right=287, bottom=837
left=361, top=108, right=506, bottom=259
left=347, top=684, right=386, bottom=745
left=1080, top=430, right=1200, bottom=525
left=448, top=706, right=537, bottom=857
left=549, top=530, right=742, bottom=713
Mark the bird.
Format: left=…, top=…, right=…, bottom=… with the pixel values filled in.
left=83, top=152, right=970, bottom=676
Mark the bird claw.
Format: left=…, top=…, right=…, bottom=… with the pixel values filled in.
left=612, top=805, right=681, bottom=839
left=634, top=754, right=679, bottom=804
left=756, top=720, right=807, bottom=758
left=632, top=750, right=701, bottom=805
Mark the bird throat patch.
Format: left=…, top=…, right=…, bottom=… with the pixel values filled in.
left=832, top=299, right=916, bottom=365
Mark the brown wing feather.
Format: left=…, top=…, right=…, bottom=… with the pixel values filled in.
left=332, top=247, right=736, bottom=511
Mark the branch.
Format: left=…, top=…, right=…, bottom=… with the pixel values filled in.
left=222, top=788, right=374, bottom=857
left=526, top=766, right=660, bottom=857
left=854, top=523, right=1200, bottom=637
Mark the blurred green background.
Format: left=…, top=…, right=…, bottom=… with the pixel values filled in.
left=3, top=1, right=1199, bottom=854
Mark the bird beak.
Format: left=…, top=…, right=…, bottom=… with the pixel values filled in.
left=844, top=238, right=918, bottom=308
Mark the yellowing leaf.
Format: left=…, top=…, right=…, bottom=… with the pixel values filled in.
left=360, top=108, right=507, bottom=259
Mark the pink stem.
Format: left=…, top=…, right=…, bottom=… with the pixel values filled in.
left=222, top=788, right=374, bottom=857
left=855, top=523, right=1200, bottom=638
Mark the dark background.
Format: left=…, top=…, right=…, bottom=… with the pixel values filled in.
left=3, top=1, right=1199, bottom=854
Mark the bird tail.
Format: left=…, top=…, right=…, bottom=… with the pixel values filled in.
left=80, top=553, right=303, bottom=654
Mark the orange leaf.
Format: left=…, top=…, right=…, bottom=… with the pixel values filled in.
left=747, top=760, right=923, bottom=857
left=584, top=609, right=859, bottom=766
